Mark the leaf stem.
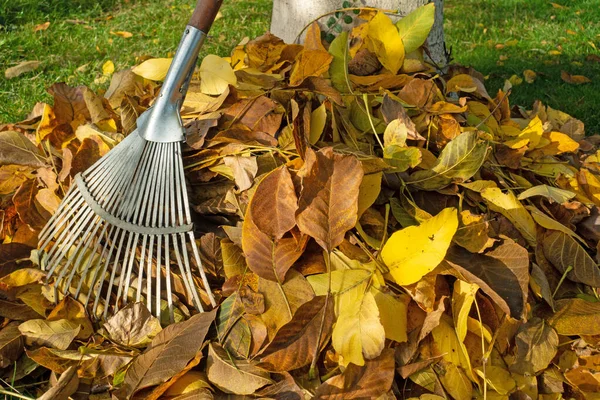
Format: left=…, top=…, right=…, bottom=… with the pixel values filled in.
left=552, top=265, right=573, bottom=299
left=362, top=94, right=385, bottom=150
left=0, top=389, right=34, bottom=400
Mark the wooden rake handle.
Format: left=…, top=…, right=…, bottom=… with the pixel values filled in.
left=189, top=0, right=224, bottom=33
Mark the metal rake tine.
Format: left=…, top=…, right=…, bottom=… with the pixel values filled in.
left=39, top=184, right=76, bottom=242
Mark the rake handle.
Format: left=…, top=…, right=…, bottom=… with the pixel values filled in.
left=189, top=0, right=223, bottom=33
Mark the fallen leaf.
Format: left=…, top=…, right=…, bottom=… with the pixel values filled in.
left=102, top=303, right=162, bottom=348
left=0, top=131, right=46, bottom=168
left=260, top=296, right=334, bottom=371
left=561, top=70, right=591, bottom=84
left=549, top=298, right=600, bottom=335
left=296, top=147, right=363, bottom=252
left=132, top=58, right=172, bottom=81
left=38, top=366, right=79, bottom=400
left=18, top=319, right=80, bottom=350
left=382, top=207, right=458, bottom=285
left=315, top=348, right=395, bottom=399
left=116, top=309, right=216, bottom=398
left=200, top=55, right=237, bottom=95
left=103, top=60, right=115, bottom=75
left=396, top=3, right=435, bottom=53
left=206, top=342, right=272, bottom=395
left=5, top=61, right=41, bottom=79
left=34, top=22, right=50, bottom=32
left=367, top=12, right=405, bottom=74
left=110, top=30, right=133, bottom=38
left=510, top=317, right=558, bottom=374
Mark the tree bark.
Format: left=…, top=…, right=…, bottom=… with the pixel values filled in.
left=270, top=0, right=447, bottom=66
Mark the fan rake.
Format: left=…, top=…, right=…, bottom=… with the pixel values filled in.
left=37, top=0, right=223, bottom=321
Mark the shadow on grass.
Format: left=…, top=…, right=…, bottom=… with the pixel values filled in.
left=0, top=0, right=122, bottom=27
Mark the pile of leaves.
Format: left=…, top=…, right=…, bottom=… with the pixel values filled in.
left=2, top=4, right=600, bottom=399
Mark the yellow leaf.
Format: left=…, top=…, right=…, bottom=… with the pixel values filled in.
left=475, top=366, right=516, bottom=395
left=102, top=60, right=115, bottom=76
left=523, top=69, right=537, bottom=83
left=200, top=55, right=237, bottom=95
left=0, top=268, right=45, bottom=289
left=110, top=30, right=133, bottom=38
left=481, top=187, right=537, bottom=246
left=367, top=12, right=405, bottom=74
left=289, top=50, right=333, bottom=86
left=132, top=58, right=172, bottom=81
left=381, top=207, right=458, bottom=285
left=357, top=172, right=382, bottom=218
left=332, top=287, right=385, bottom=366
left=439, top=363, right=473, bottom=400
left=504, top=116, right=543, bottom=149
left=432, top=318, right=471, bottom=371
left=371, top=288, right=408, bottom=343
left=547, top=131, right=579, bottom=153
left=452, top=280, right=479, bottom=342
left=396, top=3, right=436, bottom=53
left=548, top=49, right=562, bottom=56
left=309, top=103, right=327, bottom=144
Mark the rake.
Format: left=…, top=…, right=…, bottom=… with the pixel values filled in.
left=38, top=0, right=223, bottom=321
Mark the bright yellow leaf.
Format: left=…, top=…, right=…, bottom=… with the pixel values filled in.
left=381, top=207, right=458, bottom=285
left=367, top=12, right=405, bottom=74
left=102, top=60, right=115, bottom=76
left=504, top=116, right=543, bottom=149
left=371, top=288, right=408, bottom=343
left=132, top=58, right=172, bottom=81
left=332, top=286, right=385, bottom=366
left=199, top=55, right=237, bottom=95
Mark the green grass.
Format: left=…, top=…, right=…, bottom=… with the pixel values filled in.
left=1, top=0, right=599, bottom=133
left=0, top=0, right=272, bottom=122
left=445, top=0, right=600, bottom=134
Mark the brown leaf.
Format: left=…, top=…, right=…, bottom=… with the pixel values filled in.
left=47, top=83, right=90, bottom=124
left=0, top=131, right=46, bottom=168
left=116, top=309, right=216, bottom=399
left=397, top=78, right=442, bottom=108
left=47, top=297, right=94, bottom=340
left=542, top=230, right=600, bottom=287
left=260, top=295, right=334, bottom=371
left=250, top=166, right=298, bottom=239
left=314, top=348, right=395, bottom=399
left=101, top=303, right=162, bottom=348
left=223, top=155, right=258, bottom=191
left=296, top=147, right=364, bottom=252
left=5, top=61, right=41, bottom=79
left=510, top=317, right=558, bottom=375
left=444, top=241, right=528, bottom=319
left=38, top=365, right=79, bottom=400
left=242, top=212, right=305, bottom=282
left=561, top=70, right=591, bottom=85
left=245, top=33, right=286, bottom=72
left=13, top=179, right=48, bottom=230
left=70, top=137, right=101, bottom=176
left=206, top=342, right=272, bottom=395
left=0, top=243, right=34, bottom=277
left=0, top=322, right=24, bottom=368
left=549, top=298, right=600, bottom=336
left=105, top=69, right=143, bottom=109
left=289, top=49, right=333, bottom=86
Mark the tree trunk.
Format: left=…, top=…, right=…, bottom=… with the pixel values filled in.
left=270, top=0, right=447, bottom=66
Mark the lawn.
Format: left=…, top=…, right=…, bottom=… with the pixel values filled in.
left=1, top=0, right=599, bottom=132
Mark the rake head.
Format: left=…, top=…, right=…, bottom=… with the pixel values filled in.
left=38, top=130, right=216, bottom=321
